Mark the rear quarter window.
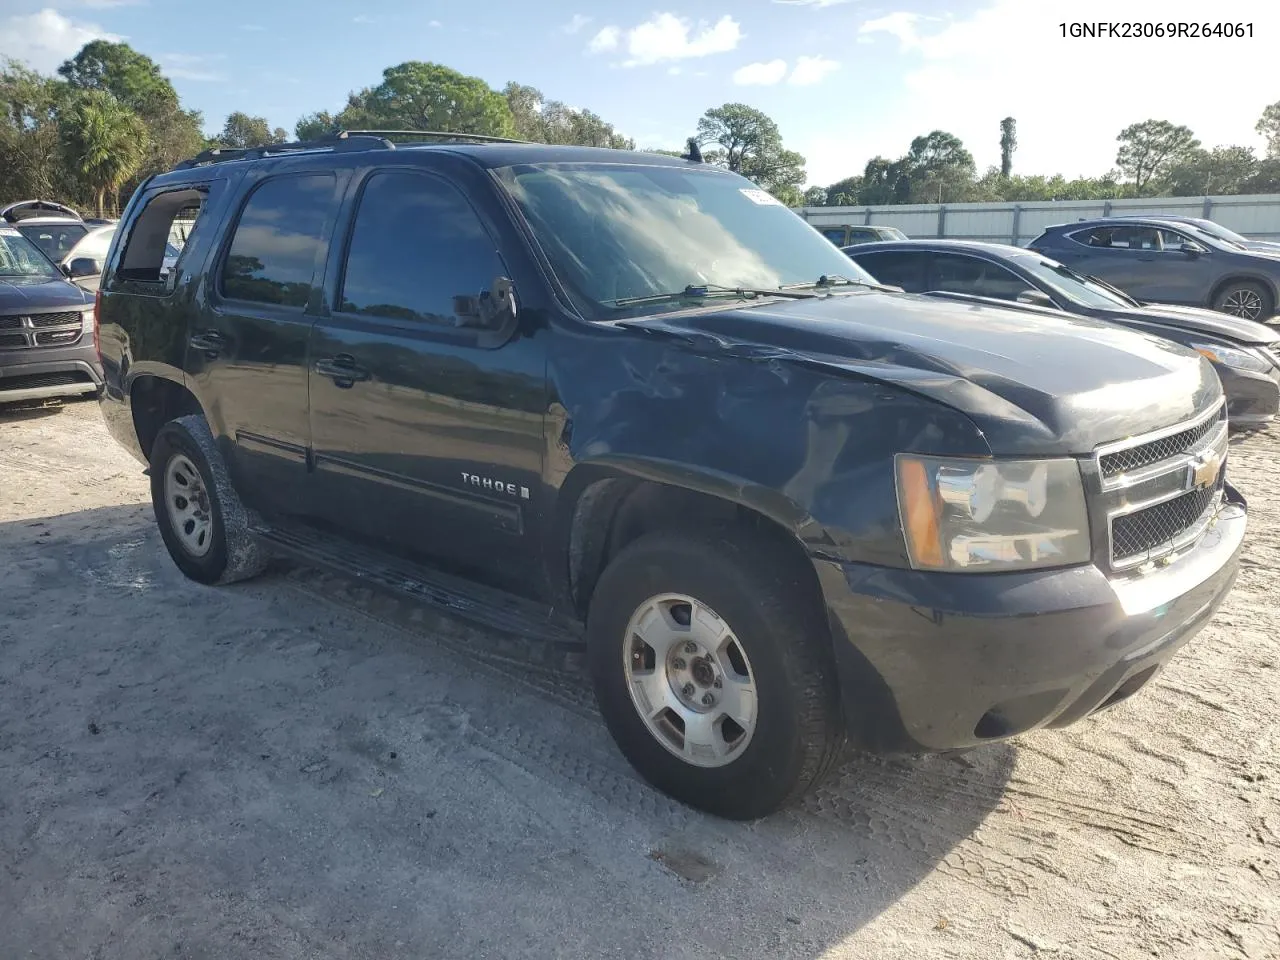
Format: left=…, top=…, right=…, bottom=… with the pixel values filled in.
left=112, top=184, right=220, bottom=292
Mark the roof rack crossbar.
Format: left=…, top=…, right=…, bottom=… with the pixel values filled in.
left=337, top=129, right=529, bottom=145
left=169, top=128, right=527, bottom=172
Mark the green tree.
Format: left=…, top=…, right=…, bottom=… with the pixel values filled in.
left=803, top=186, right=828, bottom=206
left=1165, top=146, right=1258, bottom=196
left=858, top=156, right=910, bottom=205
left=502, top=82, right=633, bottom=148
left=904, top=130, right=976, bottom=202
left=824, top=175, right=862, bottom=205
left=60, top=90, right=148, bottom=216
left=216, top=111, right=288, bottom=149
left=295, top=110, right=338, bottom=141
left=58, top=40, right=176, bottom=115
left=0, top=61, right=74, bottom=204
left=695, top=103, right=807, bottom=202
left=338, top=62, right=515, bottom=137
left=1256, top=101, right=1280, bottom=159
left=1115, top=119, right=1200, bottom=194
left=999, top=117, right=1017, bottom=178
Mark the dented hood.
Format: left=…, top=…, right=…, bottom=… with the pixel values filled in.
left=617, top=290, right=1222, bottom=456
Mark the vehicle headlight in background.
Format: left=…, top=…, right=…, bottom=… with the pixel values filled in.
left=1188, top=341, right=1271, bottom=373
left=895, top=455, right=1091, bottom=572
left=81, top=307, right=95, bottom=336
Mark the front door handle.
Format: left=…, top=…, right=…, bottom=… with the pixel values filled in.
left=189, top=330, right=227, bottom=356
left=314, top=355, right=371, bottom=387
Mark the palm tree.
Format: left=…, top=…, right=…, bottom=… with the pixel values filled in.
left=61, top=90, right=148, bottom=217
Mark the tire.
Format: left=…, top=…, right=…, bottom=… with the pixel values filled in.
left=149, top=414, right=268, bottom=585
left=1212, top=280, right=1274, bottom=322
left=586, top=527, right=845, bottom=819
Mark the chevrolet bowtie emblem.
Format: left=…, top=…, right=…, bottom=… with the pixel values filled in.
left=1189, top=448, right=1223, bottom=490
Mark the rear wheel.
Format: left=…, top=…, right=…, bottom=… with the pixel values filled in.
left=150, top=414, right=268, bottom=585
left=1212, top=280, right=1274, bottom=322
left=587, top=528, right=845, bottom=819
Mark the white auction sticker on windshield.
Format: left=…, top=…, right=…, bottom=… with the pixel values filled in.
left=740, top=188, right=782, bottom=206
left=0, top=226, right=19, bottom=236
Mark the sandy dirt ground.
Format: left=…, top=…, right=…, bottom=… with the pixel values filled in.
left=1, top=397, right=1277, bottom=960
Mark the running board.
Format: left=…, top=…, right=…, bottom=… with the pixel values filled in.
left=252, top=520, right=586, bottom=652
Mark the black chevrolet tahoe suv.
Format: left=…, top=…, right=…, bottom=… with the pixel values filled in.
left=97, top=132, right=1246, bottom=819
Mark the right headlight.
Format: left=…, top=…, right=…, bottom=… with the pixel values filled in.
left=1188, top=341, right=1271, bottom=373
left=895, top=454, right=1091, bottom=572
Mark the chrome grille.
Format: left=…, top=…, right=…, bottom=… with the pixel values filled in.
left=1111, top=486, right=1218, bottom=561
left=1099, top=414, right=1218, bottom=479
left=0, top=311, right=85, bottom=349
left=30, top=311, right=81, bottom=328
left=1093, top=402, right=1229, bottom=571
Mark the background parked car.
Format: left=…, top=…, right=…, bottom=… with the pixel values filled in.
left=845, top=239, right=1280, bottom=428
left=1028, top=217, right=1280, bottom=323
left=816, top=224, right=907, bottom=247
left=0, top=223, right=103, bottom=404
left=1112, top=214, right=1280, bottom=254
left=1, top=200, right=91, bottom=263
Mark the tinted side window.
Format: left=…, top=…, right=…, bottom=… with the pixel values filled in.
left=339, top=172, right=503, bottom=324
left=852, top=251, right=925, bottom=291
left=222, top=174, right=334, bottom=308
left=1071, top=226, right=1163, bottom=250
left=845, top=228, right=876, bottom=245
left=820, top=228, right=847, bottom=245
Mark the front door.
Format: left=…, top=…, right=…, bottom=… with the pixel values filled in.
left=187, top=171, right=343, bottom=515
left=306, top=168, right=546, bottom=595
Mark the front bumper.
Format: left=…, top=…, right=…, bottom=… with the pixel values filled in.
left=0, top=345, right=103, bottom=403
left=817, top=486, right=1246, bottom=753
left=1220, top=364, right=1280, bottom=428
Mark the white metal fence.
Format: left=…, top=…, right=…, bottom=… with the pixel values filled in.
left=798, top=193, right=1280, bottom=247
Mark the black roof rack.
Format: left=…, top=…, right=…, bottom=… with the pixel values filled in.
left=170, top=129, right=529, bottom=171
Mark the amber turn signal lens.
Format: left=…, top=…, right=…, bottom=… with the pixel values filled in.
left=897, top=457, right=944, bottom=568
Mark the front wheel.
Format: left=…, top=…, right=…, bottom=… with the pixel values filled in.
left=149, top=414, right=268, bottom=585
left=586, top=528, right=845, bottom=819
left=1213, top=280, right=1274, bottom=322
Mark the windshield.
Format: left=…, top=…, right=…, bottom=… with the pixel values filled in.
left=0, top=228, right=62, bottom=280
left=15, top=221, right=88, bottom=262
left=495, top=162, right=877, bottom=318
left=1010, top=253, right=1136, bottom=309
left=1185, top=219, right=1249, bottom=245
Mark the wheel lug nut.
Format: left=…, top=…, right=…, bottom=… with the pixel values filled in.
left=684, top=642, right=697, bottom=654
left=701, top=693, right=714, bottom=706
left=682, top=683, right=696, bottom=698
left=672, top=658, right=686, bottom=670
left=713, top=677, right=722, bottom=689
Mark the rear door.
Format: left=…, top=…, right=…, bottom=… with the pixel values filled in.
left=305, top=164, right=547, bottom=594
left=188, top=170, right=344, bottom=515
left=1059, top=225, right=1164, bottom=299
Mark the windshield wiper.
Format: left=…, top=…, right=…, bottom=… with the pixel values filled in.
left=604, top=283, right=818, bottom=308
left=779, top=274, right=900, bottom=293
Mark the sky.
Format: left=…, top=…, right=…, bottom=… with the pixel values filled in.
left=2, top=0, right=1278, bottom=188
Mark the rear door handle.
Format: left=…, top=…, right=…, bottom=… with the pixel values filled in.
left=188, top=330, right=227, bottom=356
left=314, top=355, right=371, bottom=386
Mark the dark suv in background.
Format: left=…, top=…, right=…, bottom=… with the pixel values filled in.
left=844, top=239, right=1280, bottom=428
left=1030, top=217, right=1280, bottom=322
left=96, top=131, right=1245, bottom=819
left=0, top=223, right=102, bottom=404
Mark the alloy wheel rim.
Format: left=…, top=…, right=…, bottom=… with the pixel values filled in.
left=622, top=593, right=757, bottom=768
left=1223, top=289, right=1263, bottom=320
left=164, top=453, right=214, bottom=558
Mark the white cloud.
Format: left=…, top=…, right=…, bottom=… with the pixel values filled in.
left=667, top=66, right=682, bottom=76
left=588, top=25, right=620, bottom=53
left=0, top=9, right=120, bottom=74
left=789, top=54, right=839, bottom=86
left=353, top=14, right=375, bottom=24
left=159, top=52, right=226, bottom=82
left=733, top=59, right=787, bottom=86
left=241, top=23, right=266, bottom=32
left=429, top=19, right=442, bottom=28
left=590, top=13, right=742, bottom=66
left=562, top=14, right=592, bottom=34
left=807, top=0, right=1280, bottom=186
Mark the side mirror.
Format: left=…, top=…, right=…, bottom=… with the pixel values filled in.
left=68, top=257, right=100, bottom=279
left=453, top=276, right=517, bottom=330
left=1180, top=243, right=1204, bottom=257
left=1016, top=289, right=1056, bottom=308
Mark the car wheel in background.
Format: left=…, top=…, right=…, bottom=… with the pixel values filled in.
left=1213, top=280, right=1274, bottom=322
